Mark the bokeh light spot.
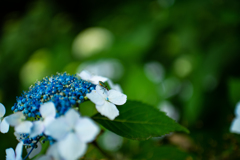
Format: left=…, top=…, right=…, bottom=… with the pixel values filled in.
left=174, top=57, right=192, bottom=77
left=77, top=59, right=124, bottom=80
left=98, top=130, right=123, bottom=152
left=144, top=61, right=165, bottom=83
left=72, top=27, right=113, bottom=58
left=20, top=49, right=51, bottom=88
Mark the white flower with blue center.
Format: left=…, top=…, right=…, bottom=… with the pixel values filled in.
left=230, top=102, right=240, bottom=133
left=87, top=85, right=127, bottom=120
left=0, top=103, right=10, bottom=133
left=6, top=141, right=23, bottom=160
left=45, top=109, right=100, bottom=160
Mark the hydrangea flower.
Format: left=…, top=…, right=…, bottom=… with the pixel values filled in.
left=4, top=72, right=126, bottom=159
left=8, top=73, right=96, bottom=147
left=87, top=85, right=127, bottom=120
left=6, top=141, right=23, bottom=160
left=230, top=102, right=240, bottom=133
left=0, top=103, right=10, bottom=133
left=45, top=109, right=100, bottom=160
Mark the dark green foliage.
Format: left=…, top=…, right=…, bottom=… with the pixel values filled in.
left=93, top=101, right=188, bottom=140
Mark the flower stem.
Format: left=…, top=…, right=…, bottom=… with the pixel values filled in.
left=23, top=136, right=42, bottom=160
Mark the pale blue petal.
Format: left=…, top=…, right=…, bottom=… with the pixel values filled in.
left=15, top=121, right=33, bottom=133
left=45, top=118, right=70, bottom=140
left=108, top=90, right=127, bottom=105
left=96, top=102, right=119, bottom=120
left=40, top=102, right=56, bottom=118
left=75, top=117, right=100, bottom=143
left=65, top=109, right=80, bottom=128
left=0, top=103, right=6, bottom=117
left=58, top=133, right=87, bottom=160
left=5, top=112, right=25, bottom=126
left=38, top=155, right=52, bottom=160
left=15, top=141, right=23, bottom=160
left=230, top=118, right=240, bottom=134
left=47, top=142, right=63, bottom=160
left=27, top=142, right=42, bottom=158
left=235, top=102, right=240, bottom=116
left=1, top=118, right=10, bottom=133
left=30, top=121, right=44, bottom=138
left=6, top=148, right=15, bottom=160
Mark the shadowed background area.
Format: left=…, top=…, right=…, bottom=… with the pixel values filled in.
left=1, top=0, right=240, bottom=159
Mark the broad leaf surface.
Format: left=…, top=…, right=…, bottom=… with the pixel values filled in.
left=92, top=100, right=189, bottom=140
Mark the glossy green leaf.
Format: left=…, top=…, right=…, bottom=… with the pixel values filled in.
left=92, top=100, right=189, bottom=140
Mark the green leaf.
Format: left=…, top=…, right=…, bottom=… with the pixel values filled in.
left=92, top=100, right=189, bottom=140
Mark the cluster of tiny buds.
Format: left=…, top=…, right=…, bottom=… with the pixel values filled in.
left=12, top=72, right=96, bottom=146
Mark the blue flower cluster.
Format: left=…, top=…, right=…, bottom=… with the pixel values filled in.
left=11, top=73, right=96, bottom=146
left=12, top=73, right=95, bottom=118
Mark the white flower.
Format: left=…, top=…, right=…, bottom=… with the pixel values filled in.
left=230, top=102, right=240, bottom=133
left=45, top=109, right=99, bottom=160
left=30, top=102, right=56, bottom=137
left=6, top=141, right=23, bottom=160
left=78, top=70, right=108, bottom=84
left=87, top=85, right=127, bottom=120
left=0, top=103, right=10, bottom=133
left=5, top=112, right=32, bottom=133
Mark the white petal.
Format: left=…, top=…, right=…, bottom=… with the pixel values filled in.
left=43, top=117, right=55, bottom=127
left=0, top=103, right=6, bottom=117
left=65, top=109, right=80, bottom=128
left=230, top=118, right=240, bottom=133
left=78, top=70, right=92, bottom=81
left=40, top=102, right=56, bottom=118
left=1, top=118, right=10, bottom=133
left=75, top=117, right=100, bottom=143
left=15, top=141, right=23, bottom=160
left=15, top=121, right=33, bottom=133
left=96, top=85, right=108, bottom=98
left=38, top=155, right=52, bottom=160
left=27, top=142, right=42, bottom=158
left=6, top=148, right=15, bottom=160
left=45, top=118, right=70, bottom=140
left=108, top=90, right=127, bottom=105
left=5, top=112, right=25, bottom=126
left=96, top=102, right=119, bottom=120
left=58, top=133, right=87, bottom=160
left=235, top=102, right=240, bottom=116
left=87, top=89, right=105, bottom=106
left=107, top=79, right=123, bottom=93
left=46, top=142, right=62, bottom=160
left=91, top=75, right=108, bottom=84
left=30, top=121, right=44, bottom=138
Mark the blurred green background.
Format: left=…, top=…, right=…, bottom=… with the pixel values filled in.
left=1, top=0, right=240, bottom=159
